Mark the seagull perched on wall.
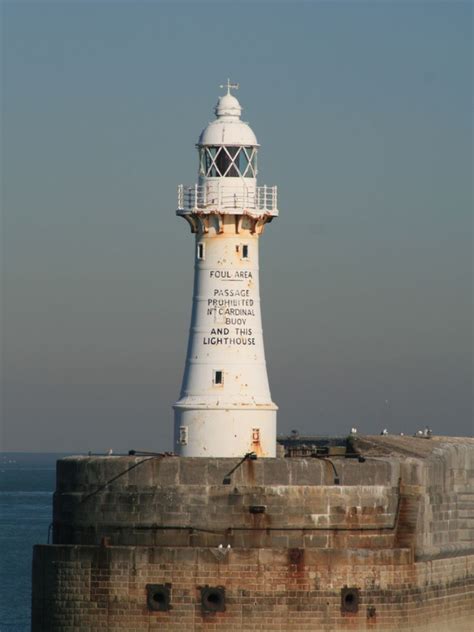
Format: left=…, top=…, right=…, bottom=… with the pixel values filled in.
left=350, top=427, right=358, bottom=435
left=107, top=448, right=113, bottom=456
left=215, top=544, right=231, bottom=559
left=381, top=429, right=388, bottom=435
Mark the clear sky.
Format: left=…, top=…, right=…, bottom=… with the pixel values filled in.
left=1, top=0, right=472, bottom=452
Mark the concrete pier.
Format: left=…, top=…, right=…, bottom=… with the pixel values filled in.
left=32, top=436, right=474, bottom=630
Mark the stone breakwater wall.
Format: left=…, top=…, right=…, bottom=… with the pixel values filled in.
left=32, top=545, right=473, bottom=632
left=32, top=437, right=474, bottom=630
left=53, top=456, right=401, bottom=550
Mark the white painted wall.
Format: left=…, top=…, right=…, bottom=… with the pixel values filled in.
left=173, top=88, right=278, bottom=457
left=174, top=226, right=277, bottom=457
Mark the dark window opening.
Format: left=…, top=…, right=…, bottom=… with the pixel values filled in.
left=146, top=584, right=172, bottom=612
left=214, top=370, right=223, bottom=385
left=242, top=244, right=249, bottom=259
left=215, top=149, right=231, bottom=176
left=178, top=426, right=188, bottom=446
left=201, top=586, right=226, bottom=613
left=341, top=587, right=359, bottom=614
left=197, top=243, right=205, bottom=260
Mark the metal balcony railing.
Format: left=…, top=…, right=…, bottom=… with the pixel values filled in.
left=177, top=184, right=278, bottom=216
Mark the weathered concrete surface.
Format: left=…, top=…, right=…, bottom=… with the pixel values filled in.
left=53, top=455, right=401, bottom=549
left=32, top=435, right=474, bottom=630
left=53, top=436, right=474, bottom=558
left=355, top=436, right=474, bottom=558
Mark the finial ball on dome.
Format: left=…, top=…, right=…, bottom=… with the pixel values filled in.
left=215, top=78, right=242, bottom=118
left=215, top=93, right=242, bottom=118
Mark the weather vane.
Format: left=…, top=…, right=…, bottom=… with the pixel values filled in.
left=220, top=78, right=239, bottom=95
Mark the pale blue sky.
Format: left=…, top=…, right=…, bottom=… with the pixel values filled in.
left=2, top=0, right=472, bottom=451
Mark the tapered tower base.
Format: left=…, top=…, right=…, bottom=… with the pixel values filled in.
left=174, top=406, right=277, bottom=457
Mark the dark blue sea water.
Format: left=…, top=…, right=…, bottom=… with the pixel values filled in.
left=0, top=453, right=66, bottom=632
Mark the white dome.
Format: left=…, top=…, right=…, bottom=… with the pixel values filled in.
left=198, top=91, right=258, bottom=146
left=215, top=93, right=242, bottom=118
left=198, top=119, right=258, bottom=146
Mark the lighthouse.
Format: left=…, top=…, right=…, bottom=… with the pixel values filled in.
left=173, top=81, right=278, bottom=457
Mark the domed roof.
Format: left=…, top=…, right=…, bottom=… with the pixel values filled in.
left=198, top=119, right=258, bottom=146
left=198, top=87, right=258, bottom=147
left=215, top=93, right=242, bottom=118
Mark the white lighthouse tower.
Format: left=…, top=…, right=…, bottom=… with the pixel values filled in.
left=173, top=81, right=278, bottom=457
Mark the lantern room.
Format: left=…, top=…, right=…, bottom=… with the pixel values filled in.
left=198, top=145, right=257, bottom=179
left=177, top=81, right=277, bottom=217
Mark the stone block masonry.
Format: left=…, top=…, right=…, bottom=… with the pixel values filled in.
left=32, top=436, right=474, bottom=630
left=32, top=545, right=473, bottom=631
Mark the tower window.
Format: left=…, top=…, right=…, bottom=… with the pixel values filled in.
left=214, top=370, right=223, bottom=385
left=197, top=243, right=205, bottom=260
left=242, top=244, right=249, bottom=259
left=178, top=426, right=188, bottom=445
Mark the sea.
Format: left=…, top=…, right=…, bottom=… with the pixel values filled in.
left=0, top=453, right=68, bottom=632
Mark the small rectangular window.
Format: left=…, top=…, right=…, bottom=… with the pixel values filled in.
left=242, top=244, right=249, bottom=259
left=197, top=243, right=205, bottom=260
left=214, top=370, right=223, bottom=385
left=178, top=426, right=188, bottom=445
